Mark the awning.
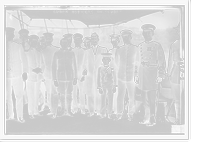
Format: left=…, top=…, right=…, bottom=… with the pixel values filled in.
left=21, top=10, right=161, bottom=26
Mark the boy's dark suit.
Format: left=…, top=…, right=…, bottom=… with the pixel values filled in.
left=97, top=66, right=117, bottom=116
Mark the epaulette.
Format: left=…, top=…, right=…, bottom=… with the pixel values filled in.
left=51, top=45, right=60, bottom=49
left=13, top=39, right=22, bottom=45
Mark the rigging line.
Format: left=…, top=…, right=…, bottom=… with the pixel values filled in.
left=69, top=20, right=75, bottom=28
left=65, top=20, right=69, bottom=33
left=20, top=11, right=24, bottom=29
left=49, top=19, right=59, bottom=28
left=44, top=19, right=48, bottom=32
left=17, top=11, right=22, bottom=29
left=7, top=12, right=29, bottom=27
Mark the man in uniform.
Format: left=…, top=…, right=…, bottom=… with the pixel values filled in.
left=52, top=34, right=77, bottom=117
left=83, top=37, right=92, bottom=112
left=40, top=33, right=59, bottom=115
left=6, top=27, right=28, bottom=123
left=37, top=36, right=46, bottom=112
left=136, top=24, right=166, bottom=126
left=108, top=35, right=119, bottom=114
left=82, top=33, right=108, bottom=117
left=167, top=25, right=183, bottom=125
left=115, top=30, right=138, bottom=121
left=25, top=35, right=45, bottom=119
left=72, top=33, right=86, bottom=114
left=19, top=29, right=30, bottom=103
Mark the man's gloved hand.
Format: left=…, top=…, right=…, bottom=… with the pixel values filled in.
left=157, top=77, right=163, bottom=83
left=98, top=87, right=104, bottom=94
left=22, top=72, right=28, bottom=81
left=134, top=75, right=139, bottom=84
left=80, top=76, right=85, bottom=82
left=112, top=86, right=117, bottom=93
left=73, top=78, right=77, bottom=85
left=32, top=67, right=42, bottom=74
left=82, top=69, right=87, bottom=76
left=54, top=80, right=59, bottom=87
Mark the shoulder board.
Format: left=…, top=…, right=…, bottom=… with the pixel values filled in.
left=51, top=45, right=60, bottom=49
left=138, top=41, right=145, bottom=47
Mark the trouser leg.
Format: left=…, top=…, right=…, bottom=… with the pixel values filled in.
left=116, top=80, right=126, bottom=114
left=45, top=78, right=52, bottom=111
left=112, top=89, right=118, bottom=114
left=72, top=84, right=78, bottom=112
left=127, top=81, right=136, bottom=115
left=58, top=81, right=66, bottom=112
left=66, top=81, right=73, bottom=114
left=6, top=78, right=14, bottom=119
left=23, top=85, right=28, bottom=105
left=40, top=82, right=46, bottom=110
left=33, top=81, right=40, bottom=115
left=175, top=96, right=181, bottom=124
left=107, top=87, right=114, bottom=115
left=141, top=90, right=150, bottom=121
left=26, top=81, right=35, bottom=115
left=51, top=87, right=59, bottom=115
left=79, top=82, right=85, bottom=112
left=12, top=77, right=24, bottom=119
left=100, top=88, right=107, bottom=116
left=147, top=90, right=157, bottom=123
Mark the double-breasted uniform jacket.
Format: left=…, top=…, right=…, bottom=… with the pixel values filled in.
left=41, top=45, right=59, bottom=79
left=115, top=44, right=138, bottom=82
left=82, top=45, right=108, bottom=94
left=137, top=41, right=166, bottom=90
left=6, top=40, right=28, bottom=78
left=25, top=47, right=45, bottom=82
left=72, top=47, right=85, bottom=80
left=97, top=66, right=117, bottom=89
left=168, top=40, right=181, bottom=84
left=52, top=47, right=77, bottom=82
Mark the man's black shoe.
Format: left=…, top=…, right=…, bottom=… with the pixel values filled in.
left=87, top=113, right=94, bottom=117
left=18, top=117, right=25, bottom=123
left=113, top=116, right=122, bottom=121
left=139, top=120, right=149, bottom=124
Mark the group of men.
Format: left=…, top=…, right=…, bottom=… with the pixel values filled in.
left=6, top=23, right=182, bottom=126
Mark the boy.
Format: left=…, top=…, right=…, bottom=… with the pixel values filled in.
left=97, top=53, right=117, bottom=119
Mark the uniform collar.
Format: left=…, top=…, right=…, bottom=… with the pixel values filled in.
left=92, top=44, right=99, bottom=49
left=144, top=40, right=153, bottom=43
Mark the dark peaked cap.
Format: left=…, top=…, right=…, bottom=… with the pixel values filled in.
left=18, top=29, right=29, bottom=35
left=101, top=53, right=112, bottom=58
left=73, top=33, right=83, bottom=39
left=43, top=32, right=54, bottom=38
left=142, top=24, right=156, bottom=31
left=29, top=35, right=39, bottom=40
left=120, top=30, right=133, bottom=37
